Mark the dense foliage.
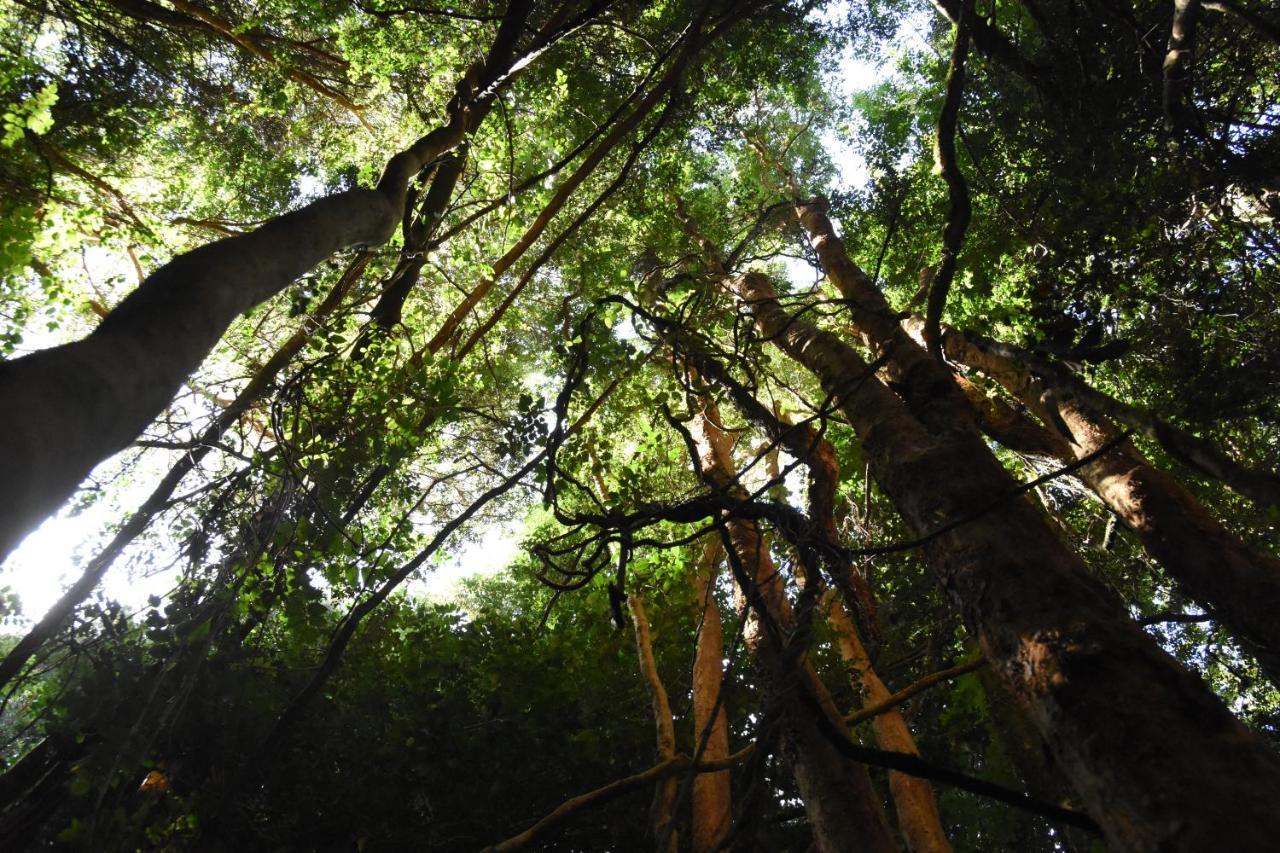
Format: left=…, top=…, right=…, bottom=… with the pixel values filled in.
left=0, top=0, right=1277, bottom=849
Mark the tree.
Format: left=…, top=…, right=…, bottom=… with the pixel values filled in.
left=0, top=0, right=1277, bottom=849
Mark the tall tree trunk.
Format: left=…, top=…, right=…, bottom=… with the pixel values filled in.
left=690, top=538, right=732, bottom=853
left=688, top=358, right=948, bottom=849
left=723, top=269, right=1280, bottom=852
left=912, top=318, right=1280, bottom=688
left=0, top=255, right=370, bottom=693
left=687, top=403, right=897, bottom=853
left=776, top=415, right=949, bottom=853
left=765, top=406, right=949, bottom=853
left=628, top=594, right=679, bottom=853
left=822, top=590, right=952, bottom=853
left=0, top=0, right=539, bottom=560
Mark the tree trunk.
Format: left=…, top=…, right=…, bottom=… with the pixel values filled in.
left=725, top=269, right=1280, bottom=852
left=823, top=590, right=952, bottom=853
left=628, top=594, right=679, bottom=853
left=688, top=403, right=897, bottom=853
left=791, top=198, right=977, bottom=436
left=683, top=369, right=948, bottom=851
left=913, top=318, right=1280, bottom=688
left=0, top=0, right=539, bottom=560
left=0, top=255, right=370, bottom=693
left=690, top=538, right=732, bottom=853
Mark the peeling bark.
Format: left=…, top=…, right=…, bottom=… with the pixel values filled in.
left=952, top=328, right=1280, bottom=507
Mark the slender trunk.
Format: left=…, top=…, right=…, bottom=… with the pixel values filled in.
left=677, top=345, right=946, bottom=850
left=363, top=2, right=579, bottom=336
left=771, top=409, right=948, bottom=852
left=922, top=5, right=972, bottom=363
left=688, top=403, right=896, bottom=853
left=763, top=400, right=948, bottom=851
left=1163, top=0, right=1202, bottom=133
left=914, top=318, right=1280, bottom=688
left=0, top=0, right=539, bottom=561
left=690, top=538, right=732, bottom=853
left=824, top=590, right=952, bottom=853
left=949, top=327, right=1280, bottom=506
left=423, top=28, right=698, bottom=355
left=628, top=594, right=679, bottom=853
left=725, top=270, right=1280, bottom=852
left=0, top=0, right=542, bottom=681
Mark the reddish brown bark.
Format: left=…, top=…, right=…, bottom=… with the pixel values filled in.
left=689, top=538, right=732, bottom=853
left=688, top=403, right=897, bottom=853
left=764, top=411, right=948, bottom=852
left=792, top=198, right=979, bottom=436
left=915, top=319, right=1280, bottom=688
left=953, top=373, right=1070, bottom=458
left=628, top=594, right=679, bottom=852
left=823, top=591, right=952, bottom=853
left=702, top=372, right=947, bottom=850
left=726, top=270, right=1280, bottom=852
left=778, top=418, right=949, bottom=852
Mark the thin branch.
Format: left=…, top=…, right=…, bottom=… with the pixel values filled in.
left=847, top=657, right=987, bottom=724
left=1138, top=612, right=1212, bottom=626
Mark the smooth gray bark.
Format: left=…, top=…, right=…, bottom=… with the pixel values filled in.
left=0, top=191, right=399, bottom=559
left=0, top=0, right=540, bottom=560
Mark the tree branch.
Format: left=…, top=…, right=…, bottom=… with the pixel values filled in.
left=847, top=658, right=987, bottom=725
left=924, top=0, right=972, bottom=361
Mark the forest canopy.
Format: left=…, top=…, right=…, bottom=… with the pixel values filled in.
left=0, top=0, right=1278, bottom=849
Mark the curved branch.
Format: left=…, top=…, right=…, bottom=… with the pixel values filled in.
left=924, top=0, right=972, bottom=361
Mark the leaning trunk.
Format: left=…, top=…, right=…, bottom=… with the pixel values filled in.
left=688, top=404, right=896, bottom=853
left=914, top=318, right=1280, bottom=688
left=0, top=0, right=540, bottom=559
left=726, top=270, right=1280, bottom=852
